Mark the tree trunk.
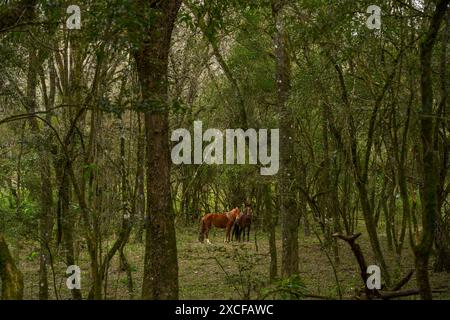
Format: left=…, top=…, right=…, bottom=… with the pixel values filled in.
left=414, top=0, right=449, bottom=300
left=272, top=0, right=299, bottom=278
left=55, top=157, right=82, bottom=300
left=263, top=185, right=277, bottom=282
left=0, top=235, right=23, bottom=300
left=134, top=114, right=145, bottom=243
left=321, top=104, right=340, bottom=264
left=331, top=56, right=392, bottom=285
left=131, top=0, right=182, bottom=300
left=26, top=30, right=54, bottom=300
left=433, top=8, right=450, bottom=273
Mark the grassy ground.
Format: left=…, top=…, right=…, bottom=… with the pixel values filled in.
left=12, top=224, right=450, bottom=300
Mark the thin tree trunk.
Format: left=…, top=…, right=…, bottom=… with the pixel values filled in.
left=134, top=114, right=145, bottom=243
left=264, top=185, right=277, bottom=282
left=25, top=31, right=54, bottom=300
left=56, top=158, right=82, bottom=300
left=272, top=0, right=299, bottom=278
left=330, top=56, right=392, bottom=285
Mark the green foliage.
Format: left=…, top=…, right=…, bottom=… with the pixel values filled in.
left=98, top=97, right=123, bottom=117
left=0, top=188, right=39, bottom=239
left=26, top=251, right=39, bottom=261
left=260, top=274, right=308, bottom=300
left=212, top=246, right=267, bottom=300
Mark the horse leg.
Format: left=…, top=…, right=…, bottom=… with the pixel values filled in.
left=205, top=225, right=212, bottom=245
left=233, top=223, right=240, bottom=242
left=247, top=225, right=251, bottom=242
left=227, top=223, right=234, bottom=243
left=199, top=220, right=206, bottom=243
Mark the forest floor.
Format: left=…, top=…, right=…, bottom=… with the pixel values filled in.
left=12, top=223, right=450, bottom=300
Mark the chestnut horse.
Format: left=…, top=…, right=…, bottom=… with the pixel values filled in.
left=232, top=204, right=253, bottom=242
left=198, top=207, right=240, bottom=244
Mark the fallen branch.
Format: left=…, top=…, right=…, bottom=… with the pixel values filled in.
left=333, top=232, right=420, bottom=300
left=392, top=270, right=414, bottom=291
left=379, top=287, right=449, bottom=299
left=260, top=287, right=333, bottom=300
left=332, top=232, right=375, bottom=298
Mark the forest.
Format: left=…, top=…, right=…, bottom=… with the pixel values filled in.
left=0, top=0, right=449, bottom=301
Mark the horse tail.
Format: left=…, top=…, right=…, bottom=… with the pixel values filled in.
left=198, top=218, right=206, bottom=243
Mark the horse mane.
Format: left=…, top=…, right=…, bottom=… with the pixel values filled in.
left=225, top=207, right=240, bottom=220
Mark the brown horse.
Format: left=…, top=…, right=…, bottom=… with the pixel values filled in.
left=199, top=207, right=240, bottom=244
left=232, top=203, right=253, bottom=242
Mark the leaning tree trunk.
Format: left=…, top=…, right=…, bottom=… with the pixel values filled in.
left=0, top=235, right=23, bottom=300
left=131, top=0, right=182, bottom=300
left=272, top=0, right=299, bottom=277
left=414, top=0, right=449, bottom=300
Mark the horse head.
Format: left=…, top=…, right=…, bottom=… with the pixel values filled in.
left=244, top=203, right=253, bottom=216
left=226, top=207, right=240, bottom=221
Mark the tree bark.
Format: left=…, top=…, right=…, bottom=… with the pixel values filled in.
left=25, top=28, right=54, bottom=300
left=414, top=0, right=449, bottom=300
left=433, top=8, right=450, bottom=273
left=131, top=0, right=182, bottom=300
left=263, top=185, right=277, bottom=282
left=134, top=114, right=145, bottom=243
left=55, top=156, right=82, bottom=300
left=272, top=0, right=299, bottom=278
left=0, top=235, right=23, bottom=300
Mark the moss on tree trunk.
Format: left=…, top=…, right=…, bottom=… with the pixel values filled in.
left=0, top=235, right=24, bottom=300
